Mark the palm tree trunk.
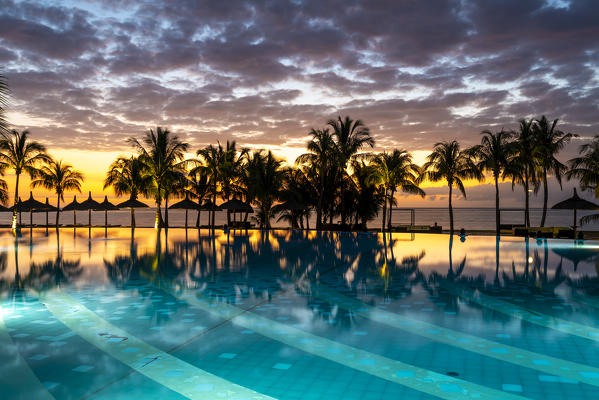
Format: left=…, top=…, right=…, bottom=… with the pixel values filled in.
left=540, top=169, right=548, bottom=227
left=196, top=207, right=201, bottom=228
left=211, top=190, right=216, bottom=230
left=381, top=189, right=387, bottom=232
left=448, top=184, right=454, bottom=234
left=164, top=197, right=169, bottom=228
left=131, top=208, right=136, bottom=228
left=494, top=175, right=500, bottom=236
left=12, top=172, right=21, bottom=229
left=387, top=189, right=395, bottom=230
left=316, top=183, right=324, bottom=229
left=155, top=200, right=162, bottom=228
left=55, top=198, right=60, bottom=227
left=524, top=176, right=530, bottom=229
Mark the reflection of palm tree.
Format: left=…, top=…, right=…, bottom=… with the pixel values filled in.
left=31, top=159, right=83, bottom=227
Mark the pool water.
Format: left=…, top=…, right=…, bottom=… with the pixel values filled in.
left=1, top=228, right=599, bottom=399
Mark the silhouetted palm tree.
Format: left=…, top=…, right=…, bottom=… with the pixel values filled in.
left=246, top=150, right=285, bottom=228
left=567, top=135, right=599, bottom=225
left=128, top=127, right=188, bottom=228
left=422, top=141, right=482, bottom=234
left=351, top=160, right=384, bottom=228
left=469, top=129, right=514, bottom=235
left=31, top=159, right=83, bottom=226
left=104, top=156, right=151, bottom=228
left=368, top=150, right=424, bottom=231
left=0, top=129, right=49, bottom=229
left=195, top=143, right=226, bottom=229
left=504, top=119, right=539, bottom=228
left=296, top=128, right=336, bottom=229
left=187, top=170, right=209, bottom=227
left=328, top=116, right=374, bottom=223
left=533, top=116, right=576, bottom=227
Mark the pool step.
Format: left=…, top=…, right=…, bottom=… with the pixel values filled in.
left=37, top=290, right=275, bottom=400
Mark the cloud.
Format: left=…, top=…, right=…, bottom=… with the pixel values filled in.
left=0, top=0, right=596, bottom=178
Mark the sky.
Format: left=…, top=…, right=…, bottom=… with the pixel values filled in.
left=0, top=0, right=598, bottom=207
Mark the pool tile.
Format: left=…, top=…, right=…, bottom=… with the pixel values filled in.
left=72, top=365, right=94, bottom=373
left=272, top=363, right=292, bottom=370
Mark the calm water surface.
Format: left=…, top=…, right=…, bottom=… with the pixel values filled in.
left=1, top=228, right=599, bottom=399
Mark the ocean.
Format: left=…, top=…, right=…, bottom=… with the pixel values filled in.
left=5, top=207, right=599, bottom=230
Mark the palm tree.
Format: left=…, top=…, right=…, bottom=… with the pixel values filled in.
left=327, top=116, right=374, bottom=224
left=469, top=129, right=514, bottom=235
left=128, top=127, right=188, bottom=228
left=0, top=74, right=8, bottom=133
left=368, top=150, right=424, bottom=231
left=103, top=156, right=150, bottom=228
left=567, top=135, right=599, bottom=225
left=422, top=141, right=482, bottom=234
left=351, top=161, right=384, bottom=228
left=505, top=119, right=539, bottom=229
left=246, top=150, right=285, bottom=229
left=533, top=116, right=576, bottom=227
left=187, top=170, right=209, bottom=228
left=296, top=128, right=336, bottom=229
left=31, top=159, right=83, bottom=227
left=195, top=143, right=226, bottom=229
left=0, top=129, right=50, bottom=229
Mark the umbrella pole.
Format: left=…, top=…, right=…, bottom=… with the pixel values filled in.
left=185, top=209, right=188, bottom=229
left=30, top=209, right=33, bottom=228
left=574, top=208, right=577, bottom=235
left=89, top=209, right=92, bottom=228
left=105, top=209, right=108, bottom=238
left=74, top=210, right=77, bottom=227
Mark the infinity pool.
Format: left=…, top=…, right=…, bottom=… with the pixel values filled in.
left=1, top=228, right=599, bottom=399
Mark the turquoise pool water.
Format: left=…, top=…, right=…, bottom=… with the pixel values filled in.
left=1, top=228, right=599, bottom=399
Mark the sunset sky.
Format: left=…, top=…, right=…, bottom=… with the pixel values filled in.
left=1, top=0, right=598, bottom=207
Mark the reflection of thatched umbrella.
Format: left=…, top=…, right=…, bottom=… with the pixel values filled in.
left=168, top=193, right=198, bottom=229
left=62, top=195, right=86, bottom=226
left=551, top=188, right=599, bottom=232
left=79, top=191, right=102, bottom=227
left=552, top=244, right=599, bottom=271
left=116, top=197, right=149, bottom=228
left=97, top=196, right=119, bottom=229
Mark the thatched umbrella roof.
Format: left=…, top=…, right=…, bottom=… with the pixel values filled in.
left=220, top=199, right=253, bottom=213
left=551, top=188, right=599, bottom=230
left=62, top=195, right=86, bottom=211
left=96, top=195, right=119, bottom=211
left=552, top=188, right=599, bottom=210
left=201, top=200, right=222, bottom=211
left=168, top=193, right=198, bottom=209
left=9, top=192, right=47, bottom=212
left=116, top=197, right=149, bottom=209
left=79, top=191, right=102, bottom=210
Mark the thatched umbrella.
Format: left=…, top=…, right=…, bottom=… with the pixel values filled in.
left=551, top=188, right=599, bottom=233
left=62, top=195, right=86, bottom=226
left=79, top=191, right=102, bottom=227
left=9, top=192, right=47, bottom=227
left=201, top=200, right=222, bottom=227
left=552, top=244, right=599, bottom=271
left=220, top=199, right=253, bottom=225
left=42, top=198, right=58, bottom=228
left=116, top=196, right=149, bottom=228
left=97, top=195, right=119, bottom=229
left=168, top=193, right=198, bottom=228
